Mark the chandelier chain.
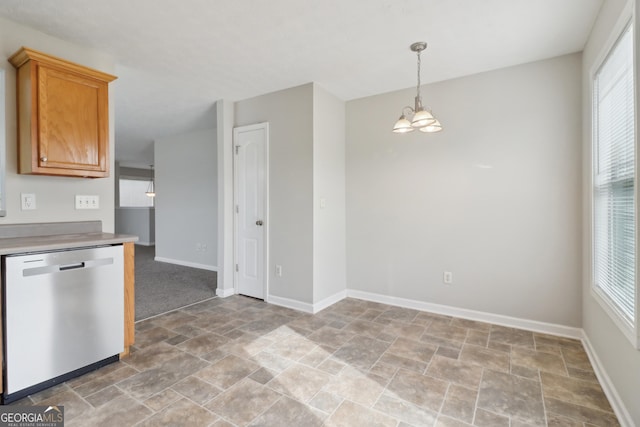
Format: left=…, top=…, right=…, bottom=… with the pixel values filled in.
left=416, top=49, right=421, bottom=100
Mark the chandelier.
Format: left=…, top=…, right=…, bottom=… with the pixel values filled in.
left=145, top=165, right=156, bottom=197
left=392, top=42, right=443, bottom=133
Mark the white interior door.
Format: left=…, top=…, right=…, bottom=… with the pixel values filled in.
left=234, top=123, right=268, bottom=299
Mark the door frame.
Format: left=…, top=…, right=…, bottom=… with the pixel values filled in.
left=233, top=122, right=270, bottom=299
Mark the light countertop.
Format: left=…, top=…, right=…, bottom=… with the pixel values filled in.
left=0, top=222, right=137, bottom=255
left=0, top=232, right=138, bottom=255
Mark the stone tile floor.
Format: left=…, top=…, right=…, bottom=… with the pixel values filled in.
left=12, top=296, right=619, bottom=426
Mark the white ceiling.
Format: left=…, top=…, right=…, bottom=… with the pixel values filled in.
left=0, top=0, right=603, bottom=167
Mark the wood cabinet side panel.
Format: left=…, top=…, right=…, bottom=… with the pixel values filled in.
left=123, top=242, right=135, bottom=356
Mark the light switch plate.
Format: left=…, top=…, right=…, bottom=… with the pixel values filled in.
left=21, top=193, right=36, bottom=210
left=75, top=195, right=100, bottom=210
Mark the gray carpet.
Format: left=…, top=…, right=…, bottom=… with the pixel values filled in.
left=134, top=245, right=217, bottom=321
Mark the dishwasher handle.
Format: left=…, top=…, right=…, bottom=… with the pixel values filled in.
left=59, top=262, right=85, bottom=271
left=21, top=257, right=114, bottom=277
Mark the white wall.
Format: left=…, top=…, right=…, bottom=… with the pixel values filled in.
left=313, top=84, right=347, bottom=303
left=346, top=53, right=583, bottom=327
left=235, top=84, right=315, bottom=303
left=155, top=128, right=218, bottom=270
left=581, top=0, right=640, bottom=425
left=0, top=17, right=117, bottom=231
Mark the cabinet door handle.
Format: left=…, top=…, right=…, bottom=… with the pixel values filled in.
left=256, top=220, right=263, bottom=226
left=40, top=156, right=47, bottom=162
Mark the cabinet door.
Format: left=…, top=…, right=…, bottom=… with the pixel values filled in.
left=36, top=64, right=109, bottom=176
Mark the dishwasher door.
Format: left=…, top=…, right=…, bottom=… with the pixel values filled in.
left=3, top=245, right=124, bottom=396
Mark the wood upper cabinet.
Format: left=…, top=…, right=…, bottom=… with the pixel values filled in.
left=8, top=47, right=117, bottom=178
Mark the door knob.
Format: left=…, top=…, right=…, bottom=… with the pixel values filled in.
left=256, top=220, right=263, bottom=226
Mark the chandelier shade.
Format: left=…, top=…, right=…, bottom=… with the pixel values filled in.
left=392, top=112, right=414, bottom=133
left=411, top=108, right=435, bottom=128
left=419, top=118, right=443, bottom=133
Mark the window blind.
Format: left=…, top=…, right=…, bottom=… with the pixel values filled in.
left=593, top=24, right=636, bottom=324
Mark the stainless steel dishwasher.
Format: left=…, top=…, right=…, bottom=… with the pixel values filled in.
left=2, top=245, right=124, bottom=403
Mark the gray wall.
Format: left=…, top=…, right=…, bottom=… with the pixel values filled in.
left=582, top=0, right=640, bottom=425
left=313, top=84, right=347, bottom=303
left=115, top=207, right=155, bottom=245
left=155, top=128, right=218, bottom=270
left=346, top=53, right=583, bottom=327
left=0, top=17, right=116, bottom=231
left=235, top=84, right=315, bottom=303
left=216, top=100, right=235, bottom=295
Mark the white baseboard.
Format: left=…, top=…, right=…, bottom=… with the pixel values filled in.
left=154, top=256, right=218, bottom=272
left=216, top=287, right=235, bottom=298
left=267, top=294, right=314, bottom=313
left=581, top=332, right=633, bottom=427
left=313, top=290, right=347, bottom=313
left=266, top=287, right=582, bottom=338
left=346, top=289, right=583, bottom=339
left=267, top=290, right=348, bottom=314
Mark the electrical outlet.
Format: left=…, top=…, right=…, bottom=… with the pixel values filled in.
left=21, top=193, right=36, bottom=210
left=275, top=265, right=283, bottom=277
left=443, top=271, right=453, bottom=284
left=75, top=195, right=100, bottom=210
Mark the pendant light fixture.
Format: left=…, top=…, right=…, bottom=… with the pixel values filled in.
left=392, top=42, right=443, bottom=134
left=145, top=165, right=156, bottom=197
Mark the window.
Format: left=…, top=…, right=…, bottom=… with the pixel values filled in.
left=592, top=22, right=637, bottom=346
left=119, top=178, right=154, bottom=207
